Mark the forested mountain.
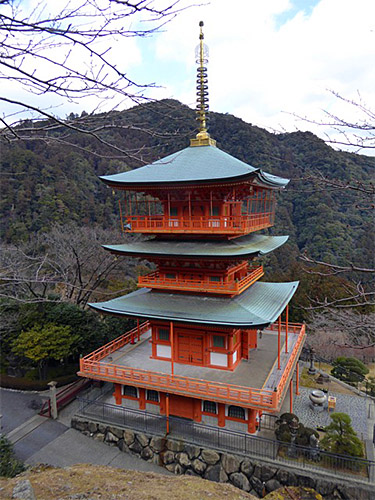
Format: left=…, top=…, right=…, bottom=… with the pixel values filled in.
left=2, top=99, right=373, bottom=264
left=1, top=99, right=374, bottom=313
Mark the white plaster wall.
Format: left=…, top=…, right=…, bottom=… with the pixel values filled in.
left=145, top=403, right=160, bottom=414
left=232, top=349, right=237, bottom=365
left=210, top=352, right=227, bottom=367
left=225, top=419, right=248, bottom=433
left=156, top=344, right=171, bottom=358
left=201, top=414, right=218, bottom=426
left=121, top=398, right=139, bottom=410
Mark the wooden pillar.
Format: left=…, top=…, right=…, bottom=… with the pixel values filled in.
left=114, top=383, right=122, bottom=405
left=289, top=380, right=293, bottom=413
left=278, top=315, right=281, bottom=370
left=285, top=305, right=289, bottom=353
left=139, top=388, right=146, bottom=410
left=137, top=318, right=141, bottom=342
left=194, top=399, right=202, bottom=423
left=170, top=321, right=174, bottom=376
left=248, top=408, right=257, bottom=434
left=218, top=403, right=225, bottom=427
left=296, top=363, right=300, bottom=395
left=166, top=393, right=170, bottom=434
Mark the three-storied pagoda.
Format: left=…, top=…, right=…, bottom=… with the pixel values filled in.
left=79, top=22, right=306, bottom=433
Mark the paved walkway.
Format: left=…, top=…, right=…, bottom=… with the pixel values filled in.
left=2, top=387, right=169, bottom=475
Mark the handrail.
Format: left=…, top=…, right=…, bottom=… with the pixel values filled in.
left=276, top=324, right=306, bottom=402
left=79, top=321, right=305, bottom=410
left=81, top=321, right=150, bottom=362
left=79, top=358, right=277, bottom=408
left=121, top=213, right=274, bottom=234
left=138, top=266, right=264, bottom=294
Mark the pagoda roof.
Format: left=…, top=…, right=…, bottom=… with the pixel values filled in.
left=89, top=281, right=299, bottom=328
left=100, top=145, right=289, bottom=189
left=103, top=234, right=289, bottom=259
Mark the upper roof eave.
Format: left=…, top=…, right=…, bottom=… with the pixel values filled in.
left=99, top=145, right=289, bottom=190
left=88, top=280, right=299, bottom=328
left=102, top=234, right=289, bottom=259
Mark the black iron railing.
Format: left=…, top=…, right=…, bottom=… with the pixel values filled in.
left=76, top=396, right=374, bottom=483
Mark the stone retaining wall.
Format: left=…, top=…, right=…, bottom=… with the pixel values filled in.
left=71, top=417, right=373, bottom=500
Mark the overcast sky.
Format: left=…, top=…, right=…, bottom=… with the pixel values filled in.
left=3, top=0, right=375, bottom=153
left=140, top=0, right=375, bottom=152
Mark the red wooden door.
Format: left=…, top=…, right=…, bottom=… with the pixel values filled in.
left=169, top=394, right=194, bottom=419
left=177, top=333, right=203, bottom=365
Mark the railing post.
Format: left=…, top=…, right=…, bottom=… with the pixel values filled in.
left=137, top=318, right=140, bottom=342
left=278, top=315, right=281, bottom=370
left=285, top=305, right=289, bottom=353
left=296, top=362, right=300, bottom=395
left=166, top=393, right=170, bottom=435
left=170, top=321, right=174, bottom=376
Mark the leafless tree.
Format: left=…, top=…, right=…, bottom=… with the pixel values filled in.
left=0, top=223, right=140, bottom=306
left=0, top=0, right=188, bottom=158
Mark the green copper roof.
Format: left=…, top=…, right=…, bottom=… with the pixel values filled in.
left=103, top=234, right=289, bottom=259
left=89, top=281, right=299, bottom=328
left=100, top=145, right=289, bottom=189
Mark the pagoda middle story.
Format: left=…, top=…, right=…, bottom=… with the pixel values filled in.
left=78, top=23, right=306, bottom=434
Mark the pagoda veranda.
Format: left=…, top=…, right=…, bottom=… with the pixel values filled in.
left=78, top=23, right=306, bottom=434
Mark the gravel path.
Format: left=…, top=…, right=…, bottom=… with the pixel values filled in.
left=293, top=387, right=368, bottom=439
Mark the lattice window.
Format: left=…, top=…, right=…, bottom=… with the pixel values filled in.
left=213, top=335, right=225, bottom=348
left=123, top=385, right=138, bottom=398
left=203, top=401, right=217, bottom=414
left=158, top=328, right=170, bottom=341
left=146, top=390, right=159, bottom=402
left=228, top=405, right=246, bottom=420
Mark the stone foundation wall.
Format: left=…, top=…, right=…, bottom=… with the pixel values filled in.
left=71, top=417, right=373, bottom=500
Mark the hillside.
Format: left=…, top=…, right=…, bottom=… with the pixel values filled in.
left=1, top=99, right=373, bottom=318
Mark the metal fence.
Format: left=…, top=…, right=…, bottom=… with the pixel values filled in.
left=77, top=396, right=374, bottom=483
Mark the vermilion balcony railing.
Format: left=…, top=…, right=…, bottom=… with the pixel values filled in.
left=120, top=213, right=274, bottom=235
left=138, top=265, right=264, bottom=295
left=78, top=321, right=306, bottom=411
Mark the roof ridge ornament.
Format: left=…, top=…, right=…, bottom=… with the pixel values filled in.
left=190, top=21, right=216, bottom=147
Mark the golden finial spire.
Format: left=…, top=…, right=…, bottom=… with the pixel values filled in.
left=190, top=21, right=216, bottom=147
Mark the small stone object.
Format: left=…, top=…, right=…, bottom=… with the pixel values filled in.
left=309, top=389, right=327, bottom=412
left=12, top=480, right=36, bottom=500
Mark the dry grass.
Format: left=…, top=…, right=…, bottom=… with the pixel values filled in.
left=300, top=367, right=355, bottom=395
left=0, top=464, right=257, bottom=500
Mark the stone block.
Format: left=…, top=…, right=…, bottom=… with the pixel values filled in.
left=177, top=452, right=191, bottom=467
left=123, top=429, right=135, bottom=446
left=276, top=468, right=297, bottom=486
left=71, top=418, right=87, bottom=432
left=229, top=472, right=250, bottom=491
left=174, top=463, right=184, bottom=475
left=185, top=469, right=200, bottom=477
left=129, top=440, right=142, bottom=454
left=93, top=432, right=105, bottom=442
left=97, top=424, right=107, bottom=434
left=165, top=463, right=176, bottom=473
left=161, top=450, right=175, bottom=465
left=201, top=449, right=220, bottom=465
left=204, top=464, right=228, bottom=483
left=191, top=458, right=207, bottom=475
left=141, top=446, right=154, bottom=460
left=221, top=453, right=240, bottom=475
left=259, top=464, right=276, bottom=482
left=297, top=475, right=316, bottom=489
left=87, top=422, right=98, bottom=433
left=240, top=458, right=254, bottom=478
left=184, top=444, right=201, bottom=460
left=250, top=476, right=265, bottom=497
left=315, top=480, right=336, bottom=496
left=150, top=436, right=165, bottom=452
left=118, top=439, right=129, bottom=453
left=105, top=431, right=119, bottom=444
left=265, top=478, right=281, bottom=492
left=108, top=426, right=123, bottom=439
left=166, top=439, right=184, bottom=452
left=136, top=432, right=150, bottom=448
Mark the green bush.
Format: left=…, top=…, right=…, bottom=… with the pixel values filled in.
left=331, top=357, right=369, bottom=385
left=321, top=412, right=364, bottom=457
left=0, top=435, right=25, bottom=478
